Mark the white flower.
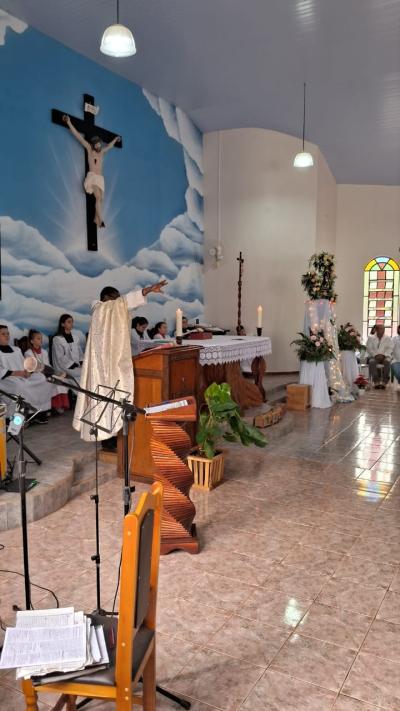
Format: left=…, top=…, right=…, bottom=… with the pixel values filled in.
left=315, top=341, right=321, bottom=347
left=310, top=335, right=317, bottom=341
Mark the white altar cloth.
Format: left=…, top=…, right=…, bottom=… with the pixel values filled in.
left=181, top=336, right=272, bottom=367
left=300, top=361, right=332, bottom=409
left=339, top=351, right=359, bottom=387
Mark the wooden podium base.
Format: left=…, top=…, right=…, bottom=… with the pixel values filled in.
left=160, top=524, right=199, bottom=555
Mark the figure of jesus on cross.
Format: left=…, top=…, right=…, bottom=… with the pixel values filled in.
left=63, top=114, right=120, bottom=228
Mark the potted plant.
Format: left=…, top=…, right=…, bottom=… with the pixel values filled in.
left=187, top=382, right=267, bottom=490
left=291, top=328, right=335, bottom=363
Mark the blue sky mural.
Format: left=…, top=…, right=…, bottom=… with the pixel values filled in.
left=0, top=10, right=203, bottom=338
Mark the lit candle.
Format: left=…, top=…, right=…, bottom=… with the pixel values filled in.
left=176, top=308, right=183, bottom=337
left=257, top=305, right=263, bottom=328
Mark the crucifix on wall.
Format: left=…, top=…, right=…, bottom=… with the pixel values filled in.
left=52, top=94, right=122, bottom=251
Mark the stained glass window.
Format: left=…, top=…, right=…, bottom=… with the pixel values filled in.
left=363, top=257, right=399, bottom=339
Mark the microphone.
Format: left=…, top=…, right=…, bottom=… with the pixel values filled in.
left=23, top=356, right=65, bottom=379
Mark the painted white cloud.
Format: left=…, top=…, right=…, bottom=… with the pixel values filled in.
left=129, top=248, right=179, bottom=278
left=4, top=263, right=158, bottom=312
left=143, top=89, right=203, bottom=178
left=159, top=224, right=203, bottom=265
left=170, top=214, right=203, bottom=245
left=165, top=263, right=203, bottom=302
left=2, top=249, right=53, bottom=276
left=0, top=216, right=74, bottom=271
left=176, top=108, right=203, bottom=173
left=1, top=284, right=89, bottom=334
left=185, top=188, right=204, bottom=232
left=0, top=10, right=27, bottom=45
left=184, top=153, right=204, bottom=197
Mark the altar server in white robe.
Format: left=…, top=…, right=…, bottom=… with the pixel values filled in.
left=73, top=280, right=167, bottom=443
left=52, top=314, right=84, bottom=383
left=25, top=330, right=70, bottom=414
left=0, top=325, right=54, bottom=421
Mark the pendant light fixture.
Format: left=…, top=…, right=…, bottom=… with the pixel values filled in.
left=100, top=0, right=136, bottom=58
left=293, top=82, right=314, bottom=168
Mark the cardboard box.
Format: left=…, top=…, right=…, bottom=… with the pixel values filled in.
left=286, top=383, right=311, bottom=411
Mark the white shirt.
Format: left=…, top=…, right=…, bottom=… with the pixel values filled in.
left=366, top=334, right=393, bottom=360
left=392, top=335, right=400, bottom=363
left=52, top=330, right=84, bottom=372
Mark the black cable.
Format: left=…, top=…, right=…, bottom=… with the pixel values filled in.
left=111, top=552, right=122, bottom=618
left=0, top=569, right=60, bottom=609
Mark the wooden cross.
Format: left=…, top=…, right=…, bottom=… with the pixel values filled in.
left=52, top=94, right=122, bottom=251
left=236, top=251, right=244, bottom=335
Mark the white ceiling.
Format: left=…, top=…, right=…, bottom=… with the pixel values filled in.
left=1, top=0, right=400, bottom=184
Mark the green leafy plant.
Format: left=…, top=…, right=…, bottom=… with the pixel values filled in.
left=196, top=382, right=267, bottom=459
left=301, top=252, right=337, bottom=301
left=291, top=329, right=335, bottom=363
left=338, top=322, right=363, bottom=351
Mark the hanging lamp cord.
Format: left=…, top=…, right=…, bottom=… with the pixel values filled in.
left=302, top=82, right=306, bottom=151
left=117, top=0, right=120, bottom=24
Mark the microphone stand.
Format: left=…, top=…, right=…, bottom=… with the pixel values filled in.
left=0, top=388, right=40, bottom=611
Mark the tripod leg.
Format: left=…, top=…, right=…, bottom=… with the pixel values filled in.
left=22, top=442, right=42, bottom=466
left=7, top=434, right=41, bottom=466
left=156, top=685, right=191, bottom=709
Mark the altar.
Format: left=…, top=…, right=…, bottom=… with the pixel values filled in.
left=182, top=335, right=272, bottom=409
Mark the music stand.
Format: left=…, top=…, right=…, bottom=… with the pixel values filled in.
left=48, top=375, right=191, bottom=709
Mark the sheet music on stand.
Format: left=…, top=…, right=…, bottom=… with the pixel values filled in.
left=0, top=607, right=109, bottom=680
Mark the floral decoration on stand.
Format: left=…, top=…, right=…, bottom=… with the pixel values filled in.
left=291, top=329, right=335, bottom=363
left=354, top=374, right=369, bottom=390
left=301, top=252, right=337, bottom=301
left=338, top=323, right=363, bottom=351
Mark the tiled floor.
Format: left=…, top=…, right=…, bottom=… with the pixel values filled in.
left=1, top=387, right=400, bottom=709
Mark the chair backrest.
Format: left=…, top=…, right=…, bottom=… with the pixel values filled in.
left=115, top=481, right=162, bottom=696
left=14, top=336, right=29, bottom=354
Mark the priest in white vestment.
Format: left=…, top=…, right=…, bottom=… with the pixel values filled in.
left=0, top=325, right=55, bottom=420
left=73, top=281, right=167, bottom=442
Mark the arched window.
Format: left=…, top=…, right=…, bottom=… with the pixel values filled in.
left=363, top=256, right=399, bottom=339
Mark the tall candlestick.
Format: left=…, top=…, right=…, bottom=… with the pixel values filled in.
left=176, top=308, right=183, bottom=338
left=257, top=305, right=263, bottom=328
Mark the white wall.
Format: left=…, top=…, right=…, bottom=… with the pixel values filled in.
left=316, top=151, right=337, bottom=253
left=204, top=128, right=334, bottom=371
left=335, top=185, right=400, bottom=333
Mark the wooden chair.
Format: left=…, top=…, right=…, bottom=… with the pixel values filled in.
left=21, top=481, right=163, bottom=711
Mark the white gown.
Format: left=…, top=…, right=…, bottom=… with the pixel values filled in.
left=0, top=346, right=55, bottom=416
left=74, top=288, right=145, bottom=441
left=52, top=330, right=84, bottom=383
left=25, top=348, right=69, bottom=398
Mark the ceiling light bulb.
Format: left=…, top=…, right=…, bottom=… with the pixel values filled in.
left=100, top=23, right=136, bottom=57
left=293, top=151, right=314, bottom=168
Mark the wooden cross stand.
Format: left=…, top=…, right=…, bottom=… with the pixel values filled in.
left=52, top=93, right=122, bottom=251
left=236, top=251, right=244, bottom=334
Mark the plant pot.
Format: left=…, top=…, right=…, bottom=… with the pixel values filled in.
left=187, top=451, right=225, bottom=490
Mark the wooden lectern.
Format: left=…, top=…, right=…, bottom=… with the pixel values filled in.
left=117, top=345, right=200, bottom=481
left=146, top=396, right=199, bottom=554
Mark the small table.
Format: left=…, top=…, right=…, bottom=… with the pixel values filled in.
left=182, top=336, right=272, bottom=409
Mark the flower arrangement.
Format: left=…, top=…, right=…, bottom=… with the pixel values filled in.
left=338, top=323, right=363, bottom=351
left=301, top=252, right=337, bottom=301
left=291, top=329, right=335, bottom=363
left=354, top=374, right=369, bottom=390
